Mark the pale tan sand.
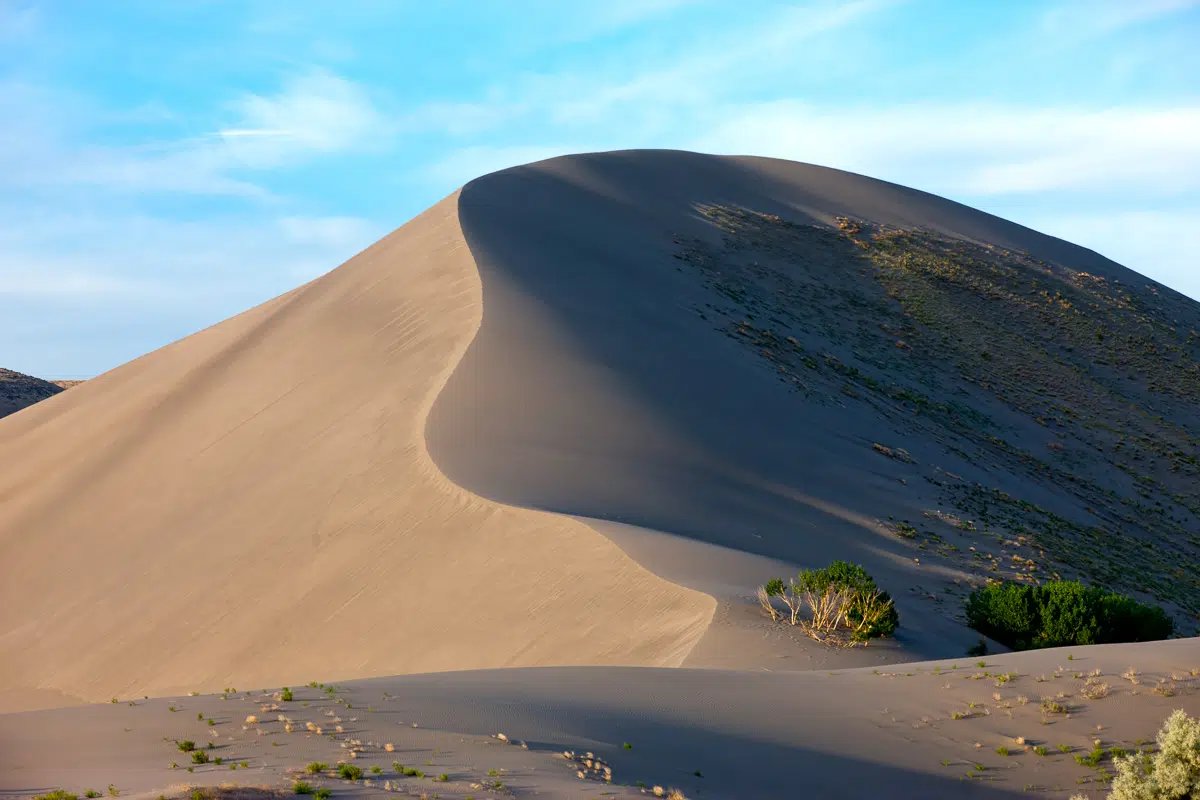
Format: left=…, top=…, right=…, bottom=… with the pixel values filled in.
left=0, top=191, right=712, bottom=713
left=2, top=640, right=1197, bottom=799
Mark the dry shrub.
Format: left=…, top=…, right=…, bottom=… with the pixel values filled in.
left=759, top=561, right=898, bottom=646
left=1104, top=709, right=1200, bottom=799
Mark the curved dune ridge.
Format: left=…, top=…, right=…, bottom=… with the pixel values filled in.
left=1, top=149, right=1196, bottom=722
left=0, top=188, right=713, bottom=714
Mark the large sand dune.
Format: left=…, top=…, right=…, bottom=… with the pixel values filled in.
left=3, top=150, right=1198, bottom=798
left=0, top=189, right=711, bottom=714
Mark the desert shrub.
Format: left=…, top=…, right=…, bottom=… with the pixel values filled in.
left=337, top=763, right=363, bottom=780
left=966, top=581, right=1172, bottom=650
left=280, top=687, right=294, bottom=701
left=34, top=792, right=77, bottom=800
left=761, top=560, right=898, bottom=644
left=1081, top=709, right=1200, bottom=799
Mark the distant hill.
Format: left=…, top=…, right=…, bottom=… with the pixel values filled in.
left=0, top=368, right=72, bottom=419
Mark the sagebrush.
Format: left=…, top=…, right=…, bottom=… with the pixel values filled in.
left=1071, top=709, right=1200, bottom=800
left=760, top=560, right=898, bottom=644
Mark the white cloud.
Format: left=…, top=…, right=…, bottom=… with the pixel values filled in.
left=0, top=69, right=384, bottom=198
left=0, top=209, right=381, bottom=301
left=0, top=269, right=162, bottom=299
left=399, top=0, right=888, bottom=136
left=549, top=0, right=887, bottom=124
left=217, top=69, right=386, bottom=167
left=690, top=102, right=1200, bottom=198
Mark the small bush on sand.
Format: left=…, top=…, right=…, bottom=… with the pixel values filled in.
left=966, top=580, right=1172, bottom=650
left=34, top=792, right=77, bottom=800
left=177, top=740, right=196, bottom=752
left=293, top=783, right=314, bottom=795
left=338, top=763, right=363, bottom=780
left=1104, top=709, right=1200, bottom=799
left=191, top=750, right=210, bottom=764
left=760, top=561, right=898, bottom=644
left=280, top=687, right=294, bottom=702
left=306, top=762, right=328, bottom=774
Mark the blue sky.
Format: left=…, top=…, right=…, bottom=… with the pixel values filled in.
left=2, top=0, right=1198, bottom=378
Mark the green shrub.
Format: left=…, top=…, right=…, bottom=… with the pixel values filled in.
left=337, top=763, right=363, bottom=780
left=306, top=762, right=328, bottom=774
left=177, top=740, right=196, bottom=752
left=314, top=791, right=332, bottom=800
left=280, top=687, right=294, bottom=701
left=191, top=750, right=209, bottom=764
left=965, top=580, right=1172, bottom=650
left=763, top=560, right=898, bottom=642
left=34, top=792, right=77, bottom=800
left=293, top=783, right=314, bottom=796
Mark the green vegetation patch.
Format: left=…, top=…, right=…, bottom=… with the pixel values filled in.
left=966, top=580, right=1172, bottom=649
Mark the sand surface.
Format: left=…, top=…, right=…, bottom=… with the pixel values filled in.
left=0, top=189, right=711, bottom=714
left=3, top=641, right=1198, bottom=799
left=2, top=150, right=1197, bottom=798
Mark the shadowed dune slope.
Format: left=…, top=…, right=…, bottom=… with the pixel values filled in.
left=0, top=191, right=713, bottom=714
left=431, top=150, right=1200, bottom=662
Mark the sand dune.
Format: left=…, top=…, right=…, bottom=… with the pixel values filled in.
left=2, top=150, right=1198, bottom=798
left=4, top=640, right=1198, bottom=798
left=0, top=190, right=711, bottom=714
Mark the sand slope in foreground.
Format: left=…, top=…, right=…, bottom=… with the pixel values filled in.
left=3, top=640, right=1198, bottom=799
left=0, top=192, right=712, bottom=713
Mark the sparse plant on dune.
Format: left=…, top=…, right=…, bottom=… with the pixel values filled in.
left=760, top=561, right=898, bottom=645
left=756, top=585, right=779, bottom=621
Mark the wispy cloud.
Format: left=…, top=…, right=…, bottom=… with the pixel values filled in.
left=0, top=68, right=384, bottom=198
left=0, top=209, right=380, bottom=302
left=216, top=69, right=387, bottom=167
left=691, top=102, right=1200, bottom=197
left=401, top=0, right=889, bottom=136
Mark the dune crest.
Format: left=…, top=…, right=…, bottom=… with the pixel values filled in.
left=0, top=191, right=713, bottom=713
